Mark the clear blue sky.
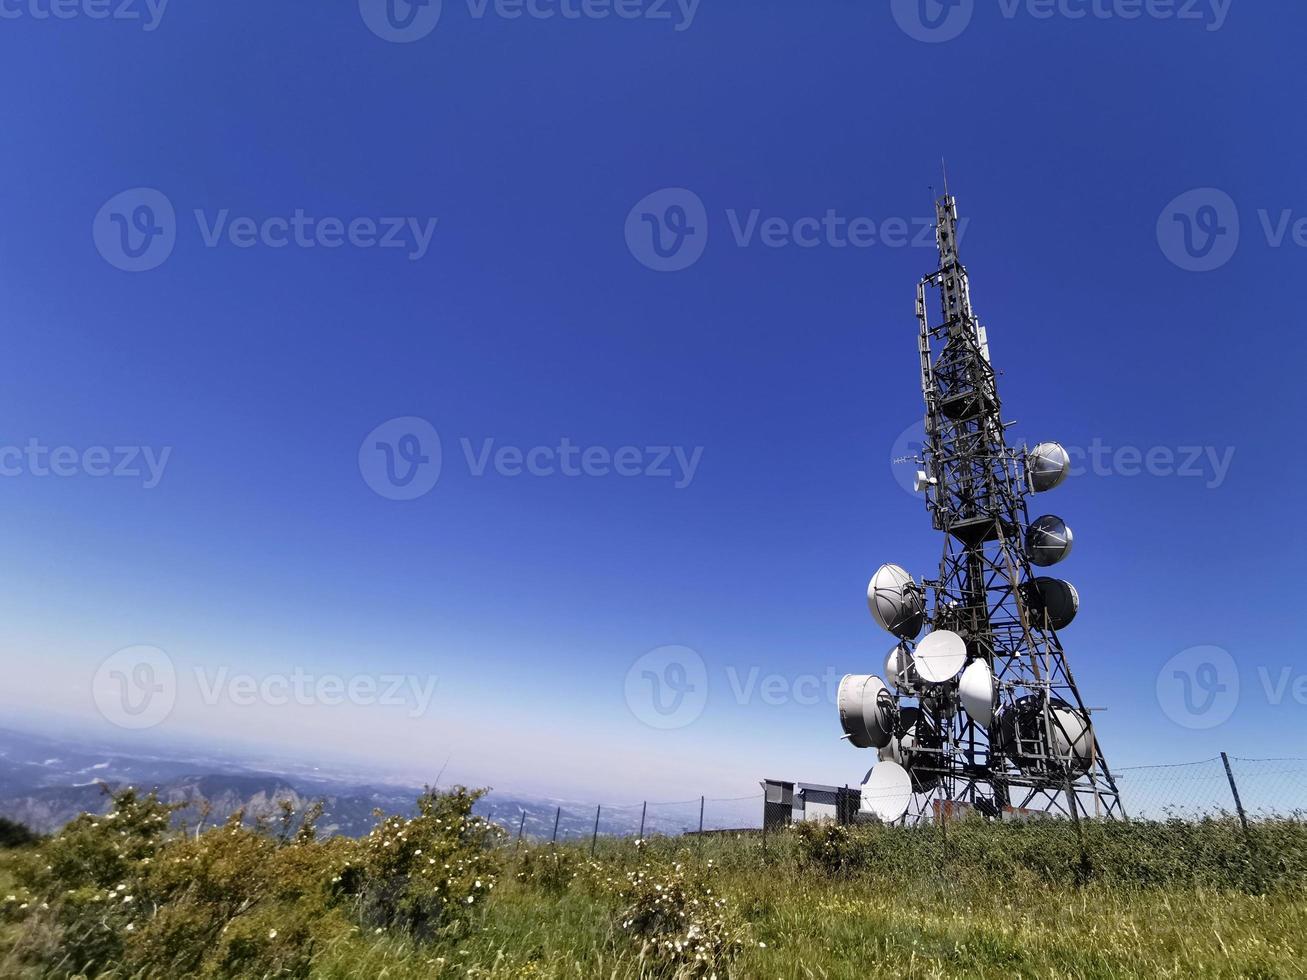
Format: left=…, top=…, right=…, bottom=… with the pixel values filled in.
left=0, top=1, right=1304, bottom=802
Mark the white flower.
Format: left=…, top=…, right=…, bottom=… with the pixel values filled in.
left=269, top=929, right=278, bottom=939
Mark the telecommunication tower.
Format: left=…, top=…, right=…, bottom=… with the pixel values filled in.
left=838, top=188, right=1126, bottom=823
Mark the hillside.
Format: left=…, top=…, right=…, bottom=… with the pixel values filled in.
left=0, top=785, right=1304, bottom=978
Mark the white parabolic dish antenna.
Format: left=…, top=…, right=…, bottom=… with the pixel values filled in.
left=1028, top=442, right=1070, bottom=492
left=866, top=564, right=925, bottom=640
left=1025, top=515, right=1074, bottom=567
left=958, top=658, right=996, bottom=725
left=860, top=760, right=913, bottom=823
left=884, top=642, right=917, bottom=694
left=837, top=674, right=895, bottom=749
left=914, top=630, right=967, bottom=684
left=1024, top=577, right=1080, bottom=630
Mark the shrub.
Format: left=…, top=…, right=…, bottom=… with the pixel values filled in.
left=121, top=809, right=352, bottom=977
left=337, top=785, right=504, bottom=941
left=515, top=844, right=581, bottom=895
left=3, top=785, right=506, bottom=977
left=788, top=818, right=887, bottom=875
left=607, top=859, right=745, bottom=977
left=7, top=788, right=179, bottom=973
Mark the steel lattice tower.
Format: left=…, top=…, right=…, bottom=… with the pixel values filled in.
left=841, top=190, right=1125, bottom=823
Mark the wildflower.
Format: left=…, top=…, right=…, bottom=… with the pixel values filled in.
left=269, top=929, right=278, bottom=939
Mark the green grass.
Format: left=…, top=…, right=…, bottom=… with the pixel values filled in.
left=299, top=866, right=1306, bottom=979
left=2, top=805, right=1304, bottom=978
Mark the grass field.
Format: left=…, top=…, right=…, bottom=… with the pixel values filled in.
left=1, top=793, right=1304, bottom=978
left=305, top=858, right=1307, bottom=979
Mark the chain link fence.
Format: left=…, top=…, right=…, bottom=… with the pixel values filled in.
left=499, top=756, right=1306, bottom=846
left=1116, top=756, right=1307, bottom=820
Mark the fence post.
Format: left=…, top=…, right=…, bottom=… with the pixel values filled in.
left=698, top=796, right=705, bottom=850
left=1221, top=752, right=1263, bottom=891
left=638, top=801, right=647, bottom=841
left=1221, top=752, right=1251, bottom=832
left=551, top=806, right=561, bottom=844
left=515, top=810, right=526, bottom=852
left=1064, top=771, right=1090, bottom=878
left=591, top=805, right=601, bottom=857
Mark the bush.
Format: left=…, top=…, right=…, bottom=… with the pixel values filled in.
left=605, top=859, right=745, bottom=977
left=515, top=844, right=581, bottom=895
left=337, top=785, right=504, bottom=941
left=3, top=784, right=506, bottom=977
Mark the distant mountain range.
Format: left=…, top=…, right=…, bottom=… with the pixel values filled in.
left=0, top=728, right=759, bottom=840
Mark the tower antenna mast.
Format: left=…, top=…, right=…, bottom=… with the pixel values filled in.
left=838, top=183, right=1125, bottom=823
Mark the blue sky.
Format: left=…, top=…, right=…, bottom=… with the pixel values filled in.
left=0, top=0, right=1304, bottom=802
